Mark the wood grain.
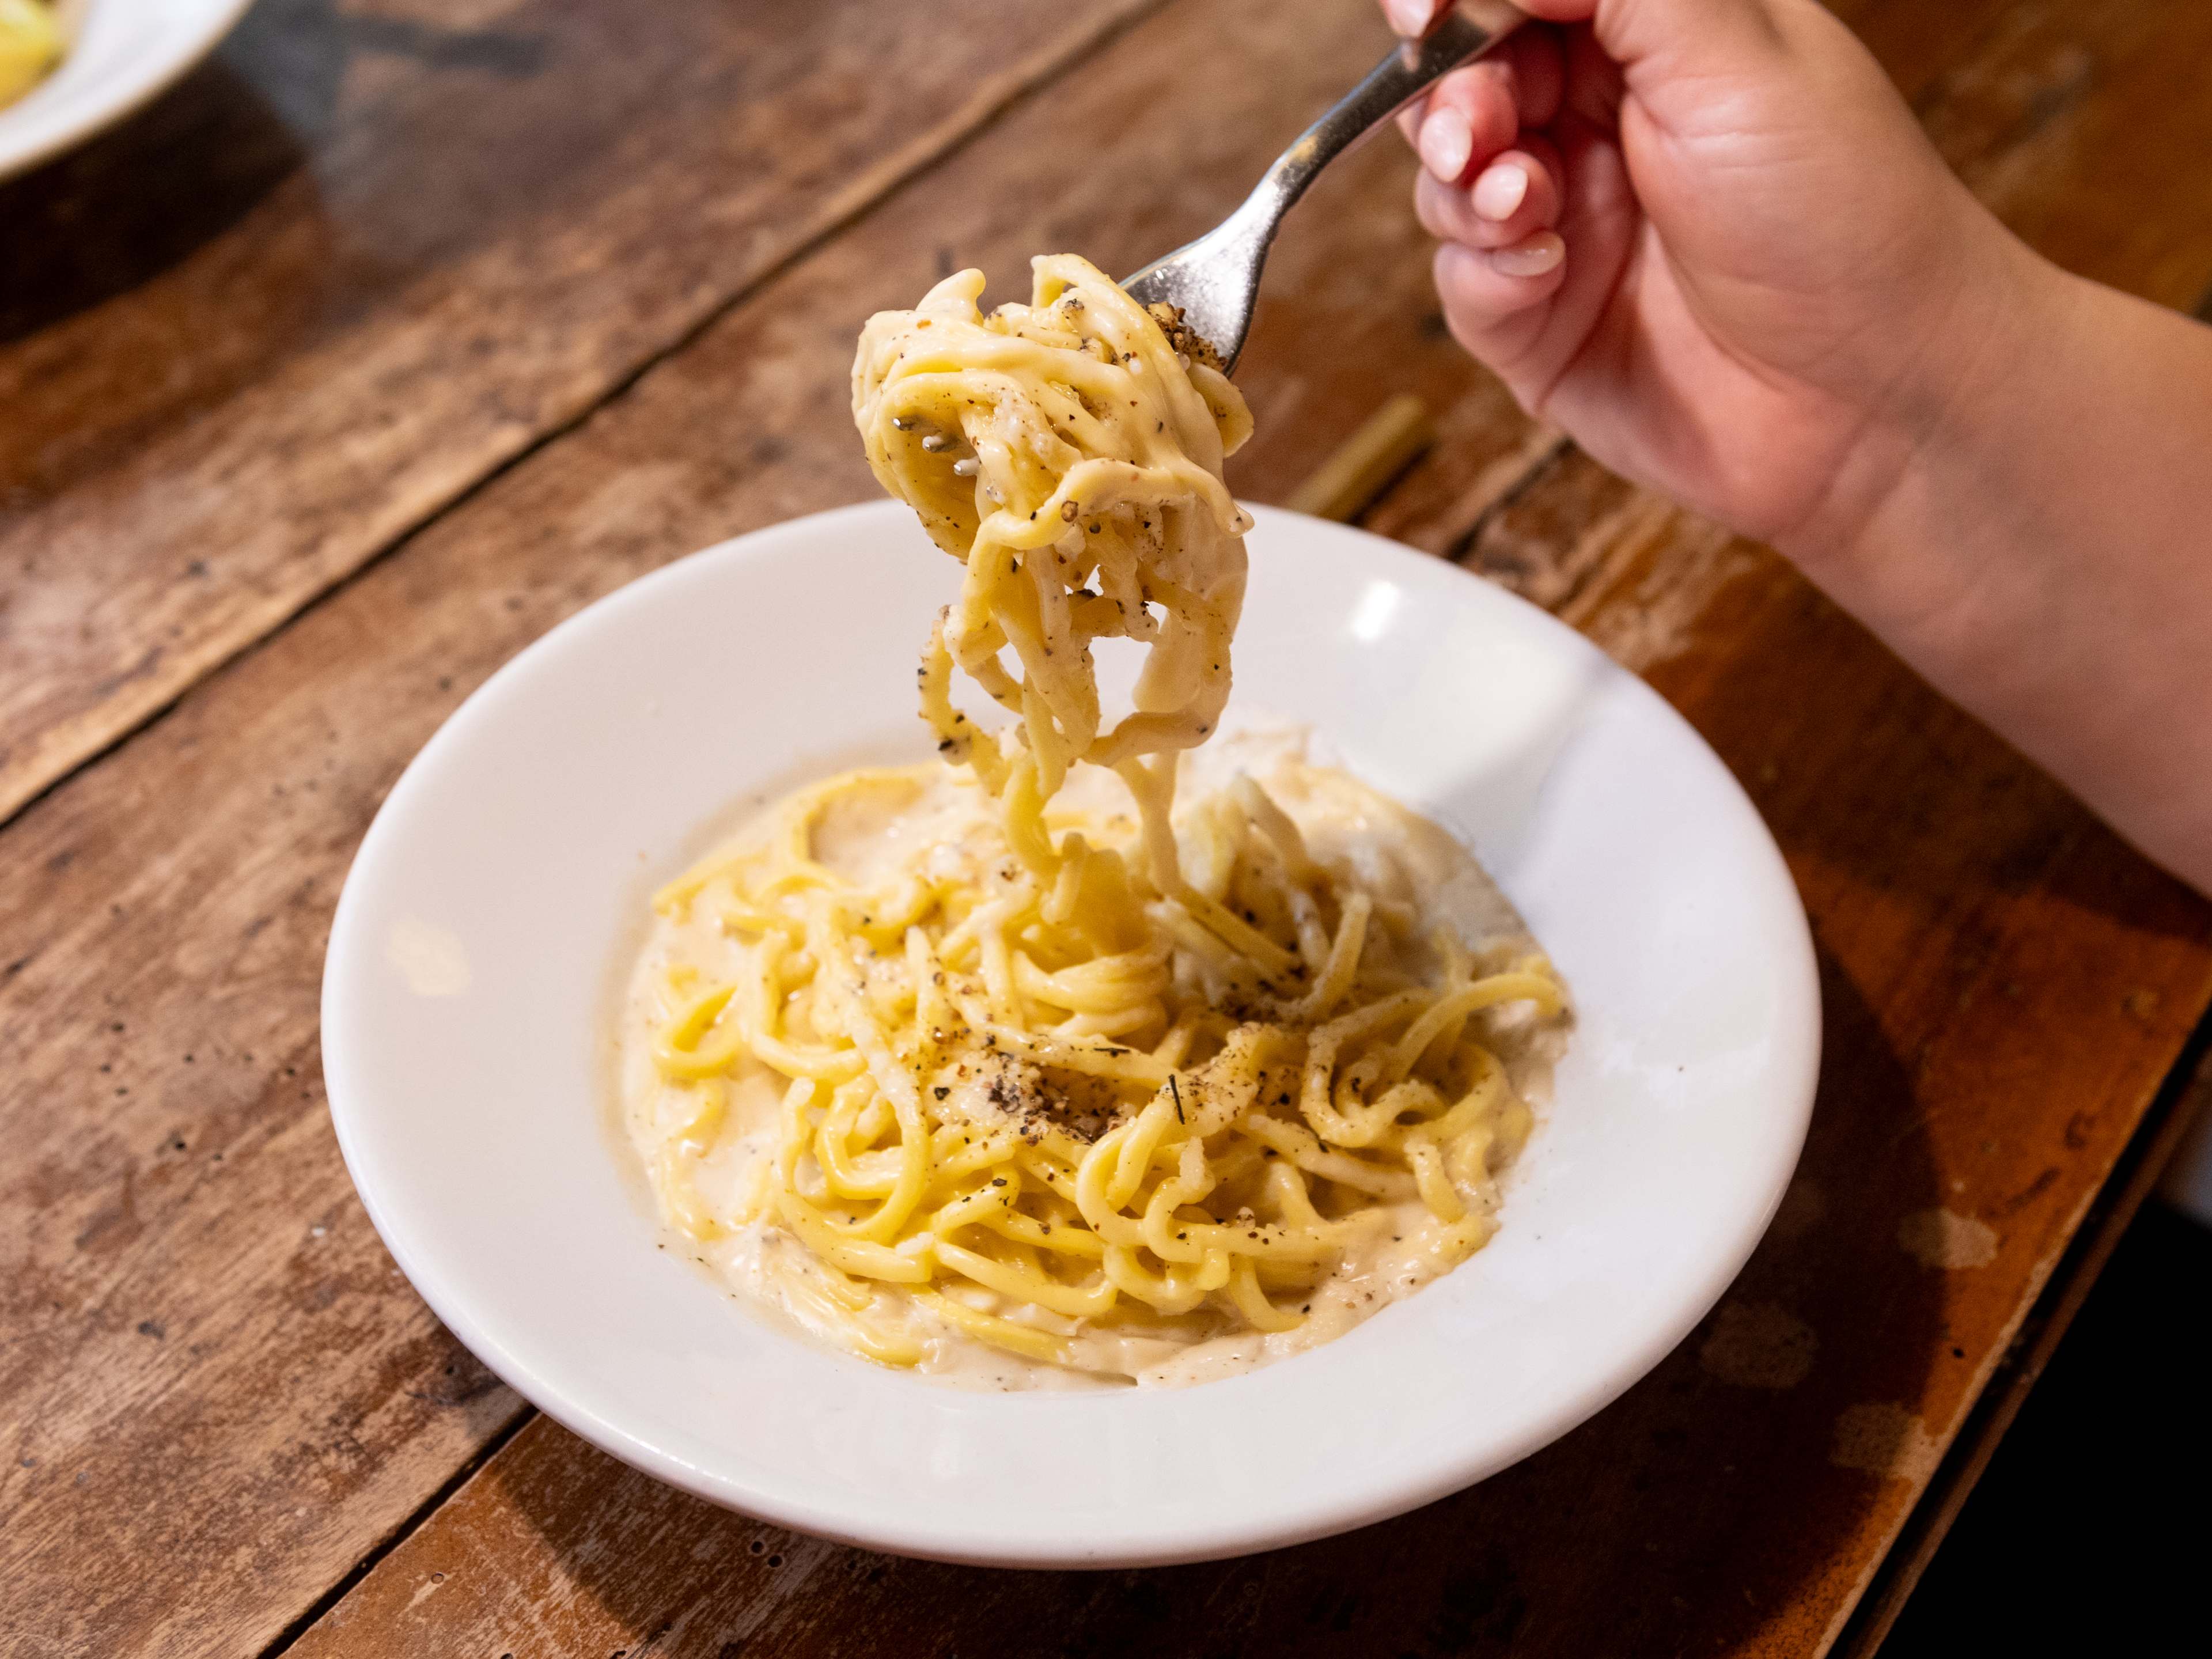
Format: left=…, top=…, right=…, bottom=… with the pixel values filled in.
left=1832, top=1043, right=2212, bottom=1658
left=256, top=2, right=2212, bottom=1655
left=0, top=2, right=1523, bottom=1656
left=0, top=0, right=1167, bottom=830
left=6, top=0, right=2209, bottom=1654
left=277, top=358, right=2212, bottom=1659
left=1913, top=0, right=2212, bottom=311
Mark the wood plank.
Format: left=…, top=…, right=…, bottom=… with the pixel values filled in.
left=281, top=494, right=2212, bottom=1643
left=9, top=2, right=2209, bottom=1656
left=1832, top=1041, right=2212, bottom=1657
left=251, top=1, right=2212, bottom=1655
left=1828, top=128, right=2212, bottom=1574
left=0, top=0, right=1166, bottom=830
left=268, top=2, right=2212, bottom=1654
left=1911, top=0, right=2212, bottom=311
left=0, top=3, right=1530, bottom=1656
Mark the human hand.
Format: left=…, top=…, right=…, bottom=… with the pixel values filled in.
left=1378, top=0, right=2045, bottom=559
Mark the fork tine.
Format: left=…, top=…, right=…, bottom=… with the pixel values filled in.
left=1122, top=2, right=1525, bottom=374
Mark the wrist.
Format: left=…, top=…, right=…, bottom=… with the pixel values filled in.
left=1780, top=214, right=2068, bottom=590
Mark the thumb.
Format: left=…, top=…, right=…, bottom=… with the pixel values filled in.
left=1555, top=0, right=1793, bottom=74
left=1392, top=0, right=1789, bottom=77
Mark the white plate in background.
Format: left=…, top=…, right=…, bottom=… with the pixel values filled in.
left=322, top=501, right=1821, bottom=1567
left=1, top=0, right=255, bottom=181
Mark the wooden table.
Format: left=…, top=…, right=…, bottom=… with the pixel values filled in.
left=5, top=2, right=2209, bottom=1654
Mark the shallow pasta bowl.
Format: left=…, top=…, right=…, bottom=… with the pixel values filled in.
left=322, top=499, right=1820, bottom=1567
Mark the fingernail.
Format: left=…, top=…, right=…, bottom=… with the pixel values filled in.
left=1384, top=0, right=1433, bottom=37
left=1472, top=162, right=1529, bottom=222
left=1490, top=233, right=1565, bottom=277
left=1419, top=106, right=1472, bottom=183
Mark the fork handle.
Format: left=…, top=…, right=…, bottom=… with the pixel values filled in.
left=1260, top=2, right=1527, bottom=219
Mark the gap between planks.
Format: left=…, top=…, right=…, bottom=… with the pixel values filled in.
left=1433, top=429, right=1574, bottom=565
left=0, top=0, right=1176, bottom=838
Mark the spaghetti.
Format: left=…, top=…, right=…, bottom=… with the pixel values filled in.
left=620, top=256, right=1567, bottom=1385
left=0, top=0, right=63, bottom=109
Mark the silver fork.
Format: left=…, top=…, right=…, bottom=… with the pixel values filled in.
left=1123, top=1, right=1525, bottom=372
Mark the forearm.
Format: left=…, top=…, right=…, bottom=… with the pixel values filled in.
left=1791, top=251, right=2212, bottom=893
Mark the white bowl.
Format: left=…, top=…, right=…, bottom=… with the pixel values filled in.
left=0, top=0, right=255, bottom=182
left=323, top=501, right=1819, bottom=1566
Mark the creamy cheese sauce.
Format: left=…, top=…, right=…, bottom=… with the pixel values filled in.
left=619, top=732, right=1562, bottom=1391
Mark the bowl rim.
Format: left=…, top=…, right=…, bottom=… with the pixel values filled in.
left=323, top=501, right=1821, bottom=1566
left=0, top=0, right=258, bottom=183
